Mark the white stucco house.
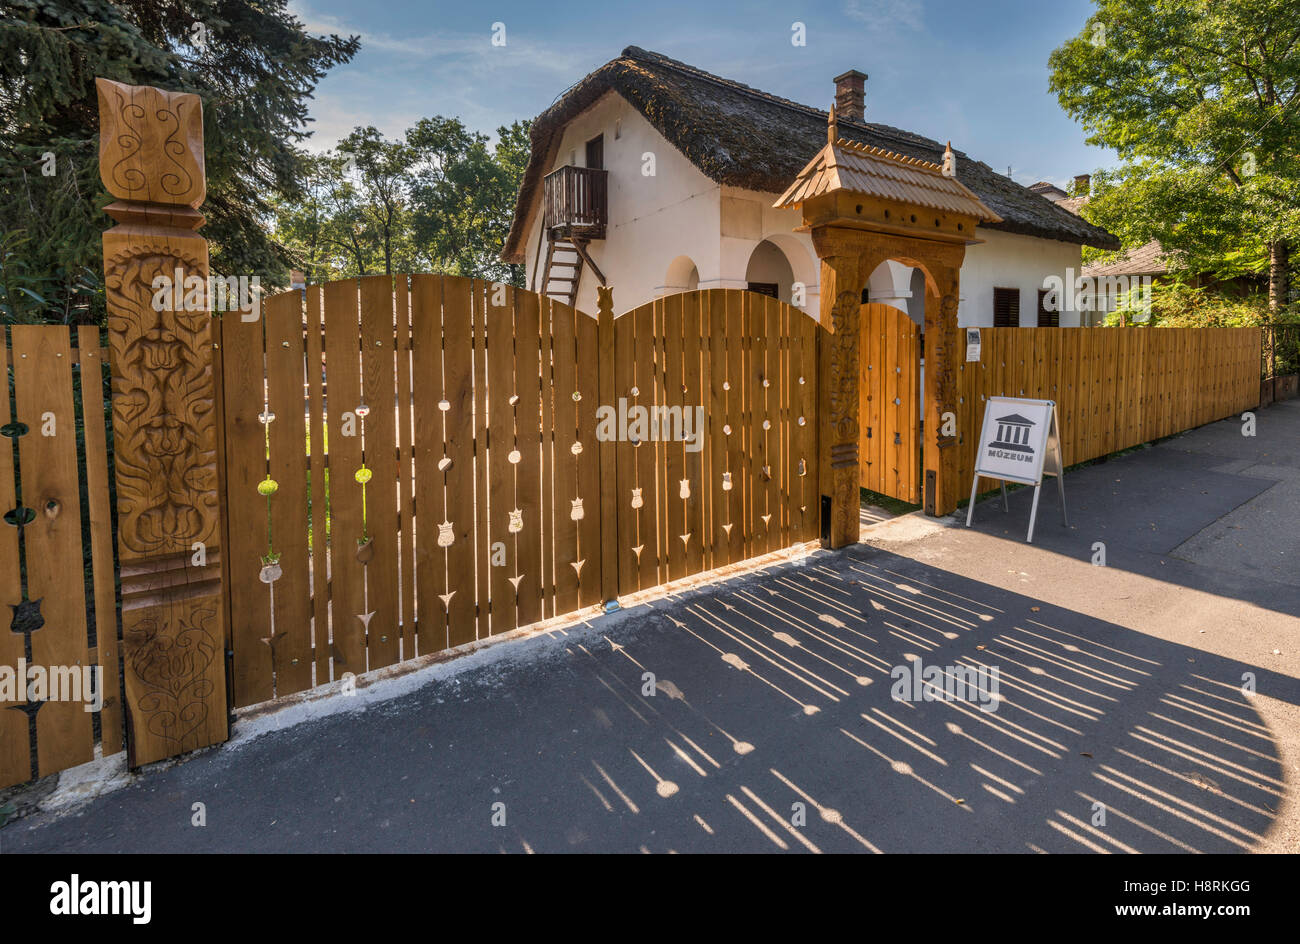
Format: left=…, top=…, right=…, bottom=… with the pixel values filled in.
left=502, top=47, right=1119, bottom=327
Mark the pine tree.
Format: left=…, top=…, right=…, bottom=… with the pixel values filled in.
left=0, top=0, right=358, bottom=323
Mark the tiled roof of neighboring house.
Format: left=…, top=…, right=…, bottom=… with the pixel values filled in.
left=1028, top=181, right=1069, bottom=199
left=1082, top=240, right=1176, bottom=277
left=774, top=132, right=1001, bottom=221
left=1056, top=195, right=1089, bottom=215
left=502, top=46, right=1121, bottom=262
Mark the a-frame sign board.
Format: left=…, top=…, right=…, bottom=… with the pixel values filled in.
left=965, top=397, right=1068, bottom=543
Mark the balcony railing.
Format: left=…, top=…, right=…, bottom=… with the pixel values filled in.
left=542, top=165, right=608, bottom=239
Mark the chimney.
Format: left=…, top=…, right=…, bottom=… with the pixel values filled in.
left=1073, top=173, right=1091, bottom=196
left=833, top=70, right=868, bottom=122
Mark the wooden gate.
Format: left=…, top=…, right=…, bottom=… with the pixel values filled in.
left=219, top=276, right=604, bottom=706
left=219, top=282, right=818, bottom=707
left=859, top=302, right=921, bottom=504
left=612, top=290, right=819, bottom=595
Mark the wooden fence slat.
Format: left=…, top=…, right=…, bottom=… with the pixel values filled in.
left=663, top=293, right=687, bottom=580
left=265, top=291, right=313, bottom=695
left=359, top=276, right=400, bottom=669
left=395, top=278, right=417, bottom=659
left=77, top=327, right=124, bottom=757
left=322, top=279, right=367, bottom=676
left=221, top=309, right=273, bottom=706
left=790, top=312, right=817, bottom=540
left=550, top=300, right=581, bottom=617
left=578, top=306, right=604, bottom=606
left=304, top=285, right=330, bottom=685
left=514, top=290, right=544, bottom=627
left=486, top=286, right=517, bottom=635
left=682, top=291, right=706, bottom=576
left=434, top=276, right=478, bottom=648
left=472, top=282, right=494, bottom=638
left=410, top=274, right=444, bottom=652
left=0, top=335, right=31, bottom=788
left=539, top=299, right=556, bottom=619
left=635, top=300, right=661, bottom=589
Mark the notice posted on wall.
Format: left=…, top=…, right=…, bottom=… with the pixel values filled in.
left=973, top=396, right=1057, bottom=485
left=965, top=327, right=981, bottom=362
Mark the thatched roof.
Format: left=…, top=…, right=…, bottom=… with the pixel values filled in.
left=502, top=47, right=1120, bottom=262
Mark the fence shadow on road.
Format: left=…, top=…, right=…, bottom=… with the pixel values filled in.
left=5, top=544, right=1293, bottom=854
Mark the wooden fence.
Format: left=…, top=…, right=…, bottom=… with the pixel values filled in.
left=0, top=327, right=123, bottom=789
left=956, top=327, right=1261, bottom=494
left=219, top=280, right=817, bottom=708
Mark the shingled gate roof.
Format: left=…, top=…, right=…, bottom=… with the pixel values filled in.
left=773, top=131, right=1001, bottom=222
left=502, top=46, right=1120, bottom=262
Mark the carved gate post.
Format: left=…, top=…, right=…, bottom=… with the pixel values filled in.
left=812, top=229, right=862, bottom=548
left=923, top=261, right=964, bottom=517
left=97, top=79, right=229, bottom=765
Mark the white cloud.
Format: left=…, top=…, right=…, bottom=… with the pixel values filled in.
left=843, top=0, right=924, bottom=31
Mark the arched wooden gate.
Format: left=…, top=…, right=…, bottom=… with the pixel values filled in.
left=218, top=281, right=818, bottom=707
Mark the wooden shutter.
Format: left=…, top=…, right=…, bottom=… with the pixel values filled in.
left=993, top=287, right=1020, bottom=327
left=1037, top=288, right=1060, bottom=327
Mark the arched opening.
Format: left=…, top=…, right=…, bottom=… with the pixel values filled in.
left=742, top=234, right=819, bottom=313
left=744, top=239, right=795, bottom=303
left=662, top=255, right=699, bottom=295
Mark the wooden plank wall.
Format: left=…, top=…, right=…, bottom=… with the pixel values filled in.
left=1, top=329, right=122, bottom=789
left=222, top=276, right=606, bottom=708
left=956, top=327, right=1261, bottom=495
left=613, top=290, right=819, bottom=594
left=859, top=303, right=921, bottom=504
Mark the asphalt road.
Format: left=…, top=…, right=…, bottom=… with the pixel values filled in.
left=4, top=401, right=1298, bottom=853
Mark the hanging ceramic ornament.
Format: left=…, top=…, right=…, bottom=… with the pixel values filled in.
left=570, top=498, right=585, bottom=521
left=679, top=479, right=691, bottom=500
left=508, top=508, right=523, bottom=533
left=437, top=521, right=454, bottom=547
left=631, top=487, right=643, bottom=509
left=722, top=471, right=733, bottom=491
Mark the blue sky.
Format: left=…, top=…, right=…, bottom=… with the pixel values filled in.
left=289, top=0, right=1116, bottom=190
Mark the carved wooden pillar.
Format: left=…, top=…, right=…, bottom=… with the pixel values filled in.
left=97, top=78, right=228, bottom=765
left=812, top=228, right=863, bottom=548
left=923, top=260, right=964, bottom=517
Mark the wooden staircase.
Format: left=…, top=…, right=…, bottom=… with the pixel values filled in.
left=539, top=234, right=606, bottom=309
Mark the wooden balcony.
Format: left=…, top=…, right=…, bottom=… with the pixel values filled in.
left=543, top=165, right=608, bottom=239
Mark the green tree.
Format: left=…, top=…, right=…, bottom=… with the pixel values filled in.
left=273, top=117, right=531, bottom=285
left=406, top=117, right=531, bottom=285
left=0, top=0, right=358, bottom=322
left=1049, top=0, right=1300, bottom=310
